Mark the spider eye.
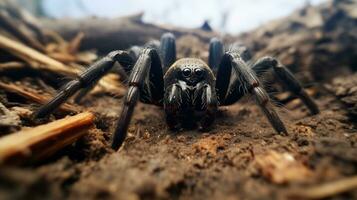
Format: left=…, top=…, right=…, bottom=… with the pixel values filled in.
left=182, top=68, right=192, bottom=77
left=194, top=68, right=204, bottom=77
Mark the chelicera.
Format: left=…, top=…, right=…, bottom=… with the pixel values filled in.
left=35, top=33, right=319, bottom=150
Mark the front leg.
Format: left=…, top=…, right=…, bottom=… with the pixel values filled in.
left=163, top=81, right=189, bottom=130
left=194, top=83, right=218, bottom=130
left=164, top=84, right=183, bottom=130
left=112, top=48, right=164, bottom=150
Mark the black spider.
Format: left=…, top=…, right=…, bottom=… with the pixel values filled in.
left=34, top=33, right=319, bottom=150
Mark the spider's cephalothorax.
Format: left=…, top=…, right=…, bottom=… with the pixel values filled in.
left=163, top=58, right=217, bottom=130
left=34, top=33, right=319, bottom=150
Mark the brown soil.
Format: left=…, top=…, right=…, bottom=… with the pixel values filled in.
left=1, top=65, right=357, bottom=200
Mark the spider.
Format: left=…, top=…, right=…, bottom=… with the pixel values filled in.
left=34, top=33, right=319, bottom=150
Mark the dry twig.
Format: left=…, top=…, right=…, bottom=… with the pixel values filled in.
left=0, top=61, right=26, bottom=71
left=0, top=33, right=126, bottom=96
left=0, top=10, right=46, bottom=51
left=287, top=175, right=357, bottom=199
left=0, top=81, right=78, bottom=113
left=0, top=112, right=95, bottom=165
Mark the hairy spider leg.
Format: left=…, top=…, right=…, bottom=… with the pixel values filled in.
left=196, top=83, right=218, bottom=129
left=112, top=48, right=164, bottom=150
left=208, top=37, right=224, bottom=72
left=216, top=51, right=288, bottom=135
left=210, top=38, right=319, bottom=115
left=160, top=33, right=177, bottom=72
left=252, top=57, right=319, bottom=115
left=34, top=50, right=134, bottom=118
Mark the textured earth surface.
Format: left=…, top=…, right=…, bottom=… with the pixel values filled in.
left=0, top=68, right=357, bottom=200
left=1, top=0, right=357, bottom=199
left=1, top=3, right=357, bottom=196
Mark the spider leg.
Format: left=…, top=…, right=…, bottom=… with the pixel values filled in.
left=79, top=52, right=134, bottom=103
left=217, top=51, right=287, bottom=134
left=208, top=38, right=224, bottom=72
left=112, top=48, right=164, bottom=150
left=73, top=80, right=98, bottom=103
left=160, top=33, right=177, bottom=72
left=128, top=33, right=176, bottom=72
left=34, top=50, right=134, bottom=118
left=230, top=43, right=252, bottom=62
left=215, top=51, right=242, bottom=105
left=252, top=56, right=319, bottom=115
left=195, top=83, right=218, bottom=130
left=34, top=80, right=82, bottom=118
left=215, top=43, right=254, bottom=105
left=164, top=83, right=185, bottom=130
left=128, top=45, right=142, bottom=60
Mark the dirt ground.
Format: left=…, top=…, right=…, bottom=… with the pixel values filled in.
left=1, top=56, right=357, bottom=200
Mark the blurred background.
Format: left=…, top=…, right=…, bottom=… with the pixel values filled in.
left=17, top=0, right=325, bottom=33
left=1, top=0, right=356, bottom=80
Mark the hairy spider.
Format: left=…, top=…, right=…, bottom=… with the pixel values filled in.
left=35, top=33, right=319, bottom=150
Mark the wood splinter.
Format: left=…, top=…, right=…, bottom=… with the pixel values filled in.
left=0, top=112, right=95, bottom=165
left=286, top=175, right=357, bottom=199
left=0, top=33, right=126, bottom=95
left=0, top=81, right=78, bottom=113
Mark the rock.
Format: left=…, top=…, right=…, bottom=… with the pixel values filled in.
left=326, top=73, right=357, bottom=120
left=252, top=150, right=313, bottom=184
left=0, top=102, right=20, bottom=128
